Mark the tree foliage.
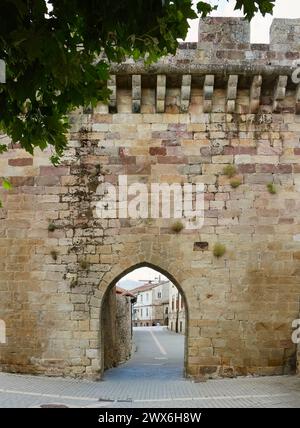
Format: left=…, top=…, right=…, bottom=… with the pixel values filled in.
left=0, top=0, right=275, bottom=167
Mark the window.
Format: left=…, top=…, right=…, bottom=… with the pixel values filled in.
left=140, top=294, right=143, bottom=302
left=165, top=306, right=169, bottom=314
left=140, top=308, right=143, bottom=317
left=180, top=321, right=183, bottom=332
left=157, top=292, right=161, bottom=299
left=146, top=293, right=149, bottom=301
left=172, top=299, right=174, bottom=311
left=146, top=308, right=149, bottom=317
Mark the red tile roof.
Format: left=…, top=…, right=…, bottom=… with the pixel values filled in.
left=116, top=286, right=135, bottom=298
left=130, top=283, right=155, bottom=294
left=130, top=280, right=169, bottom=294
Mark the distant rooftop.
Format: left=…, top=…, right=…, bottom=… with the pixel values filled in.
left=131, top=280, right=169, bottom=295
left=116, top=286, right=135, bottom=298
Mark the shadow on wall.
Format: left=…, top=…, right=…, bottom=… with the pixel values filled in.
left=102, top=286, right=135, bottom=370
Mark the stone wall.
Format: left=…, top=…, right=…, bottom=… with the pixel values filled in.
left=115, top=294, right=133, bottom=365
left=0, top=18, right=300, bottom=379
left=102, top=288, right=132, bottom=370
left=102, top=287, right=117, bottom=370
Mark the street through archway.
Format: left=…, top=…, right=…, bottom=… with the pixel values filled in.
left=104, top=327, right=185, bottom=381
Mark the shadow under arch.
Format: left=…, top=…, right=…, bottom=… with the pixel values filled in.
left=100, top=261, right=189, bottom=378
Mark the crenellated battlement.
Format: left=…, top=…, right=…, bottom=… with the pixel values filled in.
left=107, top=18, right=300, bottom=116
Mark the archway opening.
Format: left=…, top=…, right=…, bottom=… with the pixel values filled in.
left=100, top=262, right=188, bottom=380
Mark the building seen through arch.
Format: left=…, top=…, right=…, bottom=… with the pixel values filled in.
left=130, top=278, right=187, bottom=334
left=131, top=278, right=170, bottom=327
left=102, top=266, right=187, bottom=376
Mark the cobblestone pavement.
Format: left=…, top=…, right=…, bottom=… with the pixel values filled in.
left=0, top=328, right=299, bottom=408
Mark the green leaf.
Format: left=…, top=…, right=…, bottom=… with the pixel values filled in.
left=50, top=154, right=61, bottom=166
left=234, top=0, right=275, bottom=21
left=2, top=178, right=12, bottom=190
left=196, top=2, right=217, bottom=18
left=0, top=144, right=8, bottom=154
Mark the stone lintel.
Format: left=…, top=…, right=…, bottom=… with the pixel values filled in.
left=110, top=64, right=294, bottom=79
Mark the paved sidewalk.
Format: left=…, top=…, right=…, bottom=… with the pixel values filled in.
left=0, top=372, right=299, bottom=408
left=0, top=328, right=299, bottom=408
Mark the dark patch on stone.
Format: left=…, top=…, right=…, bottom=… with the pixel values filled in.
left=194, top=242, right=209, bottom=251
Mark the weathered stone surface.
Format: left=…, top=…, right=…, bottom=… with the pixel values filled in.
left=132, top=75, right=141, bottom=113
left=203, top=75, right=214, bottom=113
left=156, top=75, right=166, bottom=113
left=270, top=19, right=300, bottom=50
left=198, top=17, right=250, bottom=49
left=250, top=75, right=262, bottom=113
left=226, top=75, right=238, bottom=113
left=180, top=74, right=191, bottom=113
left=0, top=18, right=299, bottom=380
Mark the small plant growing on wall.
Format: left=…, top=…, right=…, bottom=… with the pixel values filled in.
left=230, top=178, right=242, bottom=189
left=213, top=243, right=226, bottom=258
left=267, top=183, right=277, bottom=194
left=171, top=220, right=184, bottom=234
left=70, top=278, right=78, bottom=289
left=144, top=218, right=154, bottom=226
left=50, top=250, right=58, bottom=261
left=223, top=164, right=237, bottom=178
left=79, top=260, right=90, bottom=270
left=48, top=223, right=56, bottom=232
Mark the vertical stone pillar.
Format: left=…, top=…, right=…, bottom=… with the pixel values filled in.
left=226, top=75, right=238, bottom=113
left=180, top=75, right=191, bottom=113
left=132, top=75, right=141, bottom=113
left=156, top=75, right=166, bottom=113
left=250, top=75, right=262, bottom=113
left=203, top=75, right=214, bottom=113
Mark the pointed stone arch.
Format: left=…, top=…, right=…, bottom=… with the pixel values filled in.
left=97, top=260, right=189, bottom=378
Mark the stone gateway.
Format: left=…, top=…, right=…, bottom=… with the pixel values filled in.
left=0, top=18, right=300, bottom=379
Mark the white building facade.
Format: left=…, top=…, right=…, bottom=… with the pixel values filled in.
left=168, top=284, right=186, bottom=334
left=132, top=281, right=170, bottom=327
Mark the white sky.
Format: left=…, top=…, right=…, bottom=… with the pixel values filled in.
left=120, top=267, right=168, bottom=283
left=185, top=0, right=300, bottom=43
